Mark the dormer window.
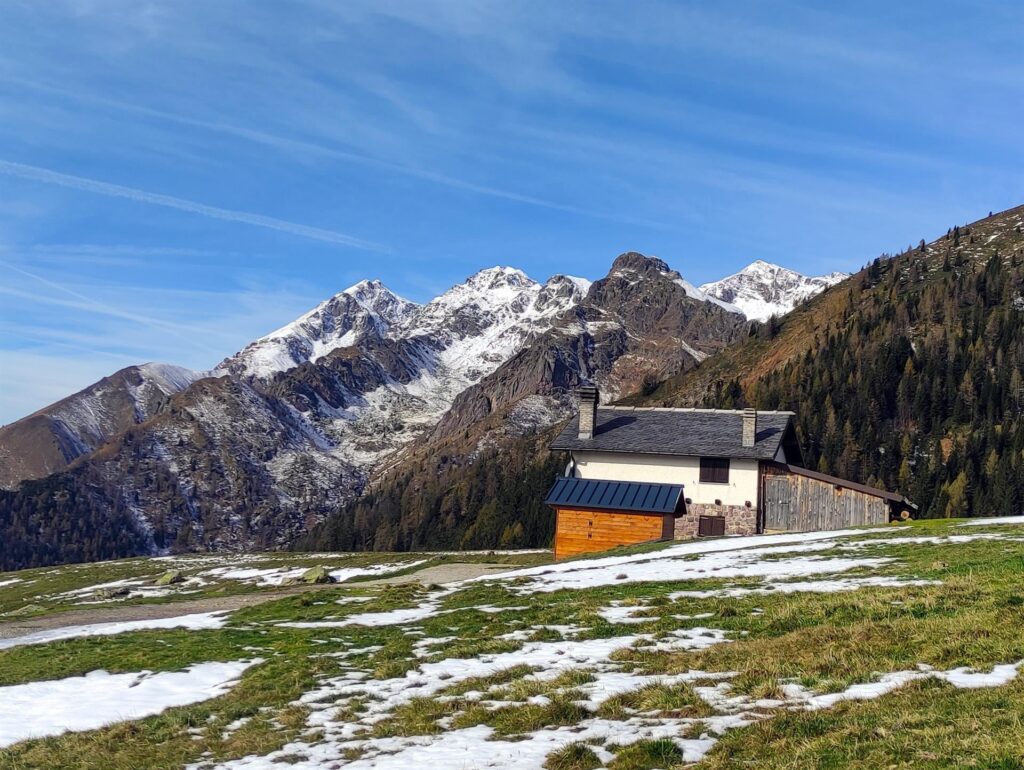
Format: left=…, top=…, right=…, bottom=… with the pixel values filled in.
left=699, top=457, right=730, bottom=484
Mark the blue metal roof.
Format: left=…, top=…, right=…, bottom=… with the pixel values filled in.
left=544, top=477, right=684, bottom=514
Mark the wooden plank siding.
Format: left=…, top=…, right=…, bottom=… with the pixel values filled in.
left=554, top=508, right=671, bottom=560
left=762, top=471, right=889, bottom=532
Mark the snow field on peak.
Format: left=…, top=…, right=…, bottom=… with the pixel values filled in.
left=672, top=275, right=744, bottom=315
left=699, top=260, right=849, bottom=322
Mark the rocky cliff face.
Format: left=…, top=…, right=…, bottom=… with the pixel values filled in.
left=427, top=252, right=749, bottom=444
left=699, top=260, right=847, bottom=321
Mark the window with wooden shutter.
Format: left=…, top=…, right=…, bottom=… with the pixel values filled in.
left=699, top=457, right=730, bottom=484
left=698, top=515, right=726, bottom=537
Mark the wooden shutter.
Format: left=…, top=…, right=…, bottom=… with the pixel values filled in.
left=698, top=515, right=726, bottom=537
left=699, top=457, right=730, bottom=484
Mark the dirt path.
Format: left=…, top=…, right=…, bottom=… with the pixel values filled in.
left=0, top=562, right=517, bottom=640
left=364, top=562, right=517, bottom=585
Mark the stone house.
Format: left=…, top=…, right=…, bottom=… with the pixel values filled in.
left=545, top=386, right=915, bottom=559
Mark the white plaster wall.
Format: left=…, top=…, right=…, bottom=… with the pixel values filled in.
left=572, top=451, right=759, bottom=507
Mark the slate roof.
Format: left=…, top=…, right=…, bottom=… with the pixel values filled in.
left=550, top=407, right=795, bottom=460
left=544, top=476, right=684, bottom=514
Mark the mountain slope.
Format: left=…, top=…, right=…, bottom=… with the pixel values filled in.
left=306, top=205, right=1024, bottom=554
left=638, top=205, right=1024, bottom=518
left=700, top=260, right=847, bottom=321
left=220, top=279, right=419, bottom=379
left=0, top=363, right=202, bottom=489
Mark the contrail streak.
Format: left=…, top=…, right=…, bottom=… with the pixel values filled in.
left=0, top=159, right=384, bottom=251
left=0, top=261, right=226, bottom=354
left=4, top=77, right=668, bottom=229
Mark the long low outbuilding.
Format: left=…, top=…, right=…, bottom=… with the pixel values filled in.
left=545, top=386, right=915, bottom=559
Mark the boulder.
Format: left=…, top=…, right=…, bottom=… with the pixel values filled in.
left=95, top=586, right=131, bottom=600
left=288, top=565, right=335, bottom=585
left=154, top=570, right=184, bottom=586
left=6, top=603, right=45, bottom=617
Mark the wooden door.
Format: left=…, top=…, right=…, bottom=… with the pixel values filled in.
left=764, top=476, right=793, bottom=530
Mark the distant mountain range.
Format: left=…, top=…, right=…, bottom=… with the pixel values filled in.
left=0, top=254, right=842, bottom=566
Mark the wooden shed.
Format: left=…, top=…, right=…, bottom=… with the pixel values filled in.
left=544, top=477, right=684, bottom=560
left=761, top=463, right=916, bottom=533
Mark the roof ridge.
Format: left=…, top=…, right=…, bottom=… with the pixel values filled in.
left=601, top=406, right=795, bottom=415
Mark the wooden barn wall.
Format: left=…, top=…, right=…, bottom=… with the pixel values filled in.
left=762, top=473, right=889, bottom=532
left=554, top=508, right=668, bottom=560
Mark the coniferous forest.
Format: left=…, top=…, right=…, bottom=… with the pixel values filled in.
left=296, top=433, right=563, bottom=552
left=0, top=472, right=149, bottom=571
left=719, top=250, right=1024, bottom=518
left=646, top=211, right=1024, bottom=521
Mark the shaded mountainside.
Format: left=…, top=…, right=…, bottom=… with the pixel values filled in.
left=636, top=205, right=1024, bottom=518
left=295, top=430, right=565, bottom=552
left=0, top=469, right=151, bottom=571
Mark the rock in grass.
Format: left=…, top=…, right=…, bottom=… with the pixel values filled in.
left=95, top=586, right=131, bottom=600
left=154, top=570, right=184, bottom=586
left=286, top=565, right=335, bottom=585
left=6, top=603, right=45, bottom=617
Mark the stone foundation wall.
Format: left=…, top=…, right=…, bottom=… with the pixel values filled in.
left=673, top=503, right=758, bottom=540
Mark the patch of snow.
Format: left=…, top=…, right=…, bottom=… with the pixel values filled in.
left=959, top=515, right=1024, bottom=527
left=0, top=659, right=259, bottom=748
left=597, top=604, right=652, bottom=624
left=669, top=575, right=940, bottom=600
left=476, top=529, right=886, bottom=593
left=0, top=612, right=229, bottom=651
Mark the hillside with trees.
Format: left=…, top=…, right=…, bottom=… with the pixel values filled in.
left=639, top=205, right=1024, bottom=519
left=295, top=430, right=563, bottom=552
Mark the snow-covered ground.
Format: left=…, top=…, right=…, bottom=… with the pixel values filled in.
left=186, top=521, right=1024, bottom=769
left=5, top=518, right=1024, bottom=765
left=0, top=660, right=258, bottom=749
left=0, top=612, right=229, bottom=651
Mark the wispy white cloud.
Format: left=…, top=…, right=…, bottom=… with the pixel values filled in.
left=2, top=77, right=668, bottom=228
left=0, top=160, right=385, bottom=251
left=0, top=261, right=226, bottom=352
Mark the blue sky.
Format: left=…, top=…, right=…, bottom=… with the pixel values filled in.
left=1, top=1, right=1022, bottom=423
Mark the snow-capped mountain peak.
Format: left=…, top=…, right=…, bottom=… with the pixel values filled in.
left=341, top=279, right=419, bottom=326
left=699, top=261, right=848, bottom=322
left=609, top=252, right=743, bottom=315
left=220, top=281, right=416, bottom=378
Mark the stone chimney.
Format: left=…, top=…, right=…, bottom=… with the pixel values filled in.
left=742, top=408, right=757, bottom=448
left=577, top=386, right=599, bottom=440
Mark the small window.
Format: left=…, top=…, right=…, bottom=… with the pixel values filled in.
left=699, top=457, right=730, bottom=484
